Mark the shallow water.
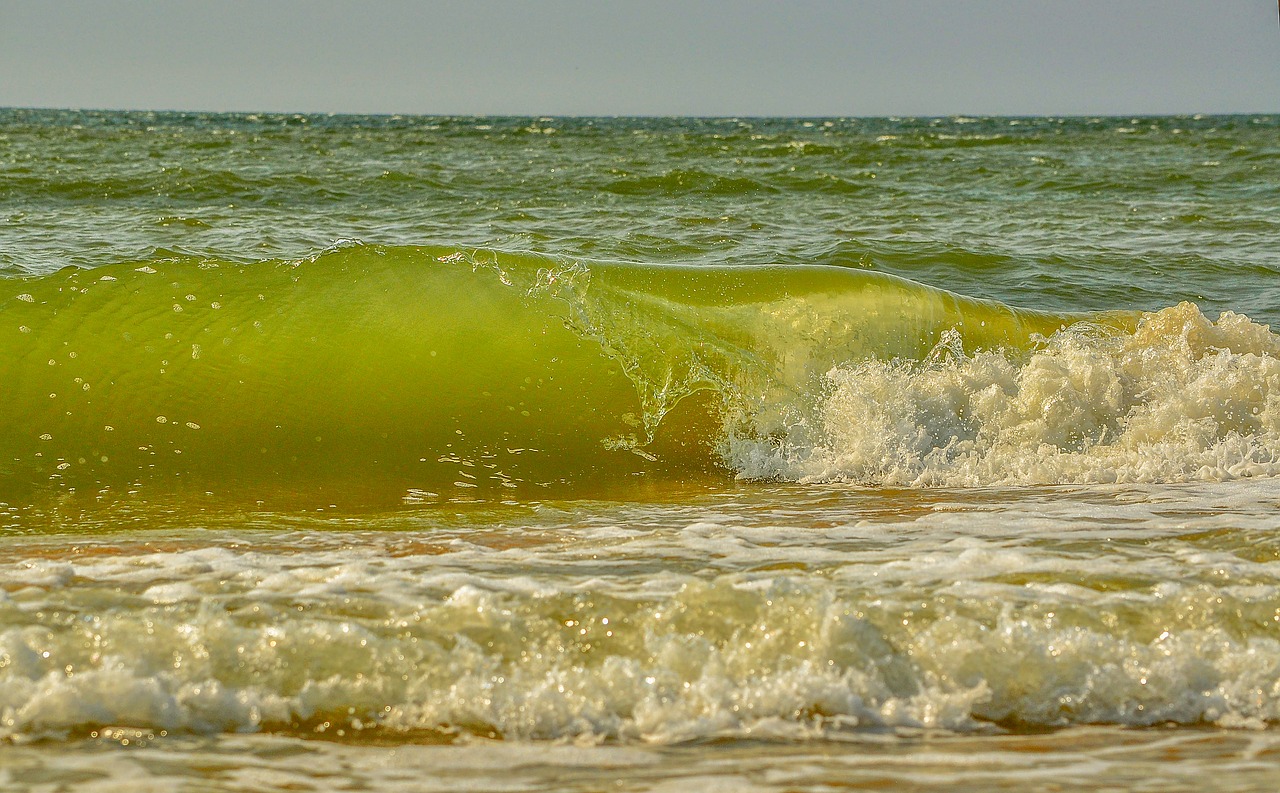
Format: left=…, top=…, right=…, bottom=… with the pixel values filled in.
left=6, top=729, right=1280, bottom=792
left=3, top=111, right=1280, bottom=790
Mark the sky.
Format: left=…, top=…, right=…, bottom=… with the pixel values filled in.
left=1, top=0, right=1277, bottom=117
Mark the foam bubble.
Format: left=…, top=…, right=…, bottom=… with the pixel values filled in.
left=4, top=544, right=1280, bottom=743
left=730, top=303, right=1280, bottom=487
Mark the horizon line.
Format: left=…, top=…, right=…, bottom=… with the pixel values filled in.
left=4, top=104, right=1279, bottom=121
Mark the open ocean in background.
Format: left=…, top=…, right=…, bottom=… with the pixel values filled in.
left=3, top=110, right=1280, bottom=791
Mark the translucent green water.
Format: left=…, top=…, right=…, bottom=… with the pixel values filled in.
left=3, top=110, right=1280, bottom=792
left=1, top=244, right=1113, bottom=511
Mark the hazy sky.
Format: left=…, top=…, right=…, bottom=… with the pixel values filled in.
left=2, top=0, right=1277, bottom=116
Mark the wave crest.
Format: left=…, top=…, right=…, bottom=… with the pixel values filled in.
left=731, top=303, right=1280, bottom=486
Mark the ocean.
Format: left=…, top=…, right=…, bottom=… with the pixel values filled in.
left=2, top=109, right=1280, bottom=791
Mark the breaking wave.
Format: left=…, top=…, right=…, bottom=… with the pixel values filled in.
left=3, top=242, right=1279, bottom=507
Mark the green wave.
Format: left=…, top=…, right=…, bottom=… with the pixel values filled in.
left=0, top=244, right=1124, bottom=508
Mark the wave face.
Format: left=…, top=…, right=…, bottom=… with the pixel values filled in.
left=4, top=244, right=1280, bottom=506
left=0, top=244, right=1106, bottom=507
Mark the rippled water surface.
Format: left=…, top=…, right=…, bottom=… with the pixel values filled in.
left=3, top=111, right=1280, bottom=791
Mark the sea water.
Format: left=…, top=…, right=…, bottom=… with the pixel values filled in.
left=2, top=111, right=1280, bottom=791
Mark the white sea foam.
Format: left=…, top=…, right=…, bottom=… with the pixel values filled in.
left=4, top=515, right=1280, bottom=744
left=730, top=303, right=1280, bottom=486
